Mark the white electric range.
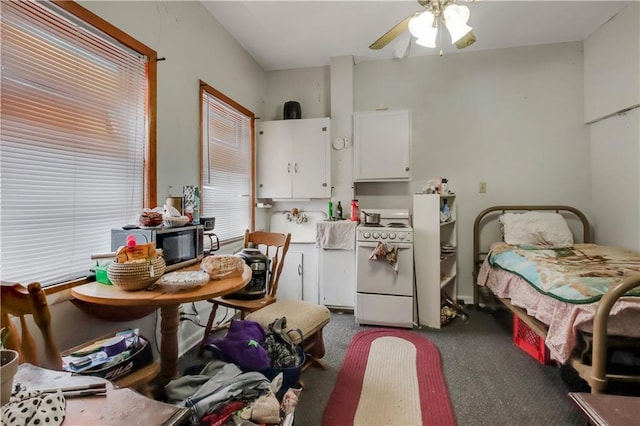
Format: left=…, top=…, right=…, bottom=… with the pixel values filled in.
left=355, top=209, right=414, bottom=328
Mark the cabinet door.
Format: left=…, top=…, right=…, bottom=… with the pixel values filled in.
left=277, top=251, right=303, bottom=300
left=319, top=248, right=355, bottom=308
left=291, top=118, right=331, bottom=198
left=257, top=121, right=293, bottom=198
left=354, top=110, right=411, bottom=181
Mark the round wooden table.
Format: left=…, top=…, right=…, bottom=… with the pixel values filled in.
left=71, top=264, right=251, bottom=388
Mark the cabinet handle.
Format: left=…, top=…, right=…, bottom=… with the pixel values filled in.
left=294, top=163, right=298, bottom=173
left=298, top=264, right=302, bottom=275
left=287, top=163, right=291, bottom=173
left=405, top=167, right=410, bottom=172
left=322, top=183, right=327, bottom=187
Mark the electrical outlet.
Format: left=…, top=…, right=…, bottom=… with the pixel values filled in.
left=479, top=182, right=487, bottom=193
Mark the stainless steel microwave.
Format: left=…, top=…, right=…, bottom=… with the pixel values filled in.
left=111, top=225, right=204, bottom=272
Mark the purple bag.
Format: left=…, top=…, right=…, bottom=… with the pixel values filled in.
left=208, top=319, right=270, bottom=371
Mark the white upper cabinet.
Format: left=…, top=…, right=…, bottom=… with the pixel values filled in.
left=257, top=118, right=331, bottom=199
left=353, top=109, right=411, bottom=181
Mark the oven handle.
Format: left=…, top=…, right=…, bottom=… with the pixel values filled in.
left=357, top=241, right=413, bottom=249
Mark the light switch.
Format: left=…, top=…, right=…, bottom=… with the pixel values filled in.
left=479, top=182, right=487, bottom=193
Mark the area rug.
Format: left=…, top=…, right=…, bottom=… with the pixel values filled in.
left=322, top=329, right=456, bottom=426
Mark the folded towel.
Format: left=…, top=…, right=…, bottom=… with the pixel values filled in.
left=316, top=221, right=356, bottom=250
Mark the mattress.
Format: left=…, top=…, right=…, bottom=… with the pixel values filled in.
left=477, top=259, right=640, bottom=363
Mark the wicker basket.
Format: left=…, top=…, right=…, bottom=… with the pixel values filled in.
left=107, top=257, right=166, bottom=291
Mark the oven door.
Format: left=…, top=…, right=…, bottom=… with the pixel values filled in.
left=356, top=241, right=414, bottom=296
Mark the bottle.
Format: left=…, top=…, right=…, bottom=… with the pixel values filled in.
left=336, top=201, right=343, bottom=219
left=350, top=199, right=360, bottom=222
left=440, top=199, right=452, bottom=223
left=328, top=200, right=333, bottom=219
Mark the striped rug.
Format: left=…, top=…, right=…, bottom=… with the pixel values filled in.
left=322, top=329, right=456, bottom=426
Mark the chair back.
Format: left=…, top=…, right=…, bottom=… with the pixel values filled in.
left=243, top=230, right=291, bottom=298
left=0, top=282, right=62, bottom=370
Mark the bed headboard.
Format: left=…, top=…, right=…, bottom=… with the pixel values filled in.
left=472, top=205, right=591, bottom=304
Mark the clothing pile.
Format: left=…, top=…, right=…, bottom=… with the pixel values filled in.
left=169, top=318, right=303, bottom=425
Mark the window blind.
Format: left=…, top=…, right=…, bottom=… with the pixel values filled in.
left=0, top=1, right=149, bottom=286
left=201, top=88, right=252, bottom=243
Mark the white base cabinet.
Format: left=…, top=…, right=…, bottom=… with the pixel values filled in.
left=257, top=118, right=331, bottom=199
left=277, top=245, right=319, bottom=303
left=413, top=193, right=457, bottom=329
left=277, top=251, right=303, bottom=301
left=319, top=248, right=355, bottom=309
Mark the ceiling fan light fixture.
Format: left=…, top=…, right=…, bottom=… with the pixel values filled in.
left=408, top=11, right=436, bottom=41
left=416, top=36, right=437, bottom=48
left=443, top=4, right=472, bottom=44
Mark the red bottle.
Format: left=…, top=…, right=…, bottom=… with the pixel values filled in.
left=350, top=199, right=360, bottom=222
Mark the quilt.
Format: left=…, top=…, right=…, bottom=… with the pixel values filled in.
left=488, top=243, right=640, bottom=303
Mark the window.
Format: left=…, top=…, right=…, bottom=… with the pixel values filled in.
left=200, top=82, right=254, bottom=244
left=0, top=1, right=156, bottom=287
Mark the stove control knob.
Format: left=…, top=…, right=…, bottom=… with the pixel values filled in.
left=389, top=233, right=396, bottom=239
left=373, top=232, right=380, bottom=239
left=363, top=232, right=371, bottom=239
left=381, top=232, right=388, bottom=239
left=398, top=233, right=405, bottom=240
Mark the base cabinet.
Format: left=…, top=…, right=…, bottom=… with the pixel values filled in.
left=319, top=248, right=355, bottom=309
left=277, top=252, right=302, bottom=301
left=277, top=245, right=319, bottom=303
left=257, top=118, right=331, bottom=199
left=413, top=193, right=457, bottom=329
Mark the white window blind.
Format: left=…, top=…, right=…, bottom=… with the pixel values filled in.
left=201, top=88, right=252, bottom=243
left=0, top=1, right=149, bottom=286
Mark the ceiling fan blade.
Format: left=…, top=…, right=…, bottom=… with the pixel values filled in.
left=455, top=31, right=476, bottom=49
left=369, top=15, right=413, bottom=50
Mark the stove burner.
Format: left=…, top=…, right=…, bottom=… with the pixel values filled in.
left=387, top=222, right=407, bottom=228
left=361, top=223, right=383, bottom=228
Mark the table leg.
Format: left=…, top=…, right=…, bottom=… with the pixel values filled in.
left=159, top=304, right=180, bottom=388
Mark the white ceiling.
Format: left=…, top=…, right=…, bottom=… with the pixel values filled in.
left=201, top=0, right=631, bottom=71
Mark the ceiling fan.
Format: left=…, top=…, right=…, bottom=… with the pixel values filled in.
left=369, top=0, right=477, bottom=52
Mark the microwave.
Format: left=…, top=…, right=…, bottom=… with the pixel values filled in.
left=111, top=225, right=204, bottom=272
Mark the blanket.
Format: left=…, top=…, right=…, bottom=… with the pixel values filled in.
left=488, top=243, right=640, bottom=303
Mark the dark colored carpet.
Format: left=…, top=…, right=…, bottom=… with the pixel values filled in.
left=178, top=307, right=635, bottom=425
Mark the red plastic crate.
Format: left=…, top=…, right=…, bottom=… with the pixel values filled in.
left=513, top=316, right=551, bottom=364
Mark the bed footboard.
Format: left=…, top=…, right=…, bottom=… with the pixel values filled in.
left=580, top=274, right=640, bottom=393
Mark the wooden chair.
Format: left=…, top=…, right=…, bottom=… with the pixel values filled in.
left=199, top=229, right=291, bottom=355
left=0, top=282, right=160, bottom=396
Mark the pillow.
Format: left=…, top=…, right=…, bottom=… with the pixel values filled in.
left=499, top=212, right=574, bottom=248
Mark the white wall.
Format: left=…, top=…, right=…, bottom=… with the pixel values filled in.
left=585, top=1, right=640, bottom=251
left=264, top=42, right=590, bottom=302
left=43, top=0, right=268, bottom=356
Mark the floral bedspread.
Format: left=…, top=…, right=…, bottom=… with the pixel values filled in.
left=488, top=243, right=640, bottom=303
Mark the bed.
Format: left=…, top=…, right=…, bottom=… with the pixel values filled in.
left=473, top=205, right=640, bottom=394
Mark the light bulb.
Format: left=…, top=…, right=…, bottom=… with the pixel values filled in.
left=443, top=4, right=472, bottom=44
left=408, top=11, right=435, bottom=39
